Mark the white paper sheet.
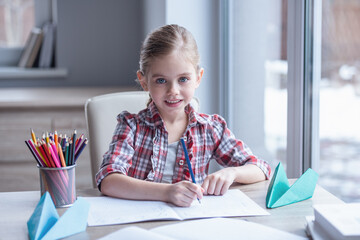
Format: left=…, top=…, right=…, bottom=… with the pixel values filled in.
left=152, top=218, right=308, bottom=240
left=85, top=189, right=269, bottom=226
left=99, top=218, right=307, bottom=240
left=98, top=226, right=173, bottom=240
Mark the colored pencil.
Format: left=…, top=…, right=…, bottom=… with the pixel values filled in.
left=45, top=132, right=49, bottom=144
left=75, top=134, right=84, bottom=153
left=71, top=130, right=77, bottom=165
left=41, top=141, right=55, bottom=168
left=58, top=143, right=67, bottom=167
left=25, top=140, right=42, bottom=166
left=26, top=129, right=88, bottom=206
left=36, top=143, right=48, bottom=167
left=28, top=140, right=46, bottom=167
left=75, top=139, right=88, bottom=161
left=38, top=141, right=51, bottom=167
left=48, top=142, right=61, bottom=168
left=54, top=130, right=58, bottom=153
left=65, top=141, right=70, bottom=166
left=30, top=129, right=37, bottom=145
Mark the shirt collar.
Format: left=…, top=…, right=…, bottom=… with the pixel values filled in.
left=143, top=101, right=164, bottom=128
left=185, top=104, right=207, bottom=127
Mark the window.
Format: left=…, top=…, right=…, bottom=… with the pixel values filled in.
left=0, top=0, right=34, bottom=66
left=223, top=0, right=288, bottom=171
left=0, top=0, right=35, bottom=47
left=225, top=0, right=360, bottom=203
left=317, top=0, right=360, bottom=202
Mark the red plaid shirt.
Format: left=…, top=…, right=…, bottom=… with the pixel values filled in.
left=96, top=102, right=271, bottom=188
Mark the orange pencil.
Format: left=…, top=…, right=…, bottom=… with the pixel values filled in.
left=54, top=130, right=59, bottom=153
left=58, top=143, right=67, bottom=167
left=48, top=143, right=69, bottom=185
left=57, top=142, right=69, bottom=181
left=75, top=134, right=83, bottom=146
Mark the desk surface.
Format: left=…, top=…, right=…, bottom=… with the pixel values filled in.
left=0, top=180, right=343, bottom=240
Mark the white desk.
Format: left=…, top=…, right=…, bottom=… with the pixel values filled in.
left=0, top=180, right=343, bottom=240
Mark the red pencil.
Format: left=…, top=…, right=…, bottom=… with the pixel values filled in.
left=41, top=140, right=55, bottom=168
left=37, top=142, right=50, bottom=167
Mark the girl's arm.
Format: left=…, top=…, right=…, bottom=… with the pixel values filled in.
left=100, top=173, right=204, bottom=207
left=202, top=114, right=271, bottom=196
left=201, top=164, right=266, bottom=196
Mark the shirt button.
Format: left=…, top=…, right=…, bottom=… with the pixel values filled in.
left=179, top=160, right=184, bottom=166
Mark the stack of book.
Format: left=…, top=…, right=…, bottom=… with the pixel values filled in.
left=306, top=203, right=360, bottom=240
left=18, top=22, right=56, bottom=68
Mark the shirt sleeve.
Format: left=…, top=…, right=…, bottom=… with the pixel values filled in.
left=95, top=111, right=137, bottom=188
left=211, top=114, right=271, bottom=179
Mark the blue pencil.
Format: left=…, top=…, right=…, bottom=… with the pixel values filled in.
left=75, top=139, right=88, bottom=162
left=70, top=130, right=77, bottom=165
left=180, top=137, right=201, bottom=204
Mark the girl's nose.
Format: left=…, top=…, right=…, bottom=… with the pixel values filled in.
left=168, top=81, right=179, bottom=94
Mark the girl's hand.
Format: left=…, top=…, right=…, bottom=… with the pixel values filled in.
left=201, top=168, right=236, bottom=196
left=166, top=181, right=204, bottom=207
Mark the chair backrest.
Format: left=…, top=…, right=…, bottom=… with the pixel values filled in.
left=85, top=91, right=199, bottom=187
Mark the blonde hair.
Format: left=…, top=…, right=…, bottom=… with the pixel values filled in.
left=139, top=24, right=201, bottom=77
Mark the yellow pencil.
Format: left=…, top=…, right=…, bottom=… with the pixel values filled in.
left=45, top=132, right=49, bottom=144
left=31, top=129, right=37, bottom=145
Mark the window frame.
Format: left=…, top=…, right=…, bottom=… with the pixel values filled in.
left=286, top=0, right=306, bottom=177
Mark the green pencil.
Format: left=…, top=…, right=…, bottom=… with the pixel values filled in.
left=65, top=142, right=69, bottom=166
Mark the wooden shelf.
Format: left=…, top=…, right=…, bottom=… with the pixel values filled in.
left=0, top=87, right=138, bottom=108
left=0, top=67, right=68, bottom=79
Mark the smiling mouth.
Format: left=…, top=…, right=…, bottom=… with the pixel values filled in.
left=166, top=99, right=182, bottom=104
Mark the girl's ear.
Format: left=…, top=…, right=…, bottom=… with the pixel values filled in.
left=195, top=68, right=204, bottom=88
left=137, top=70, right=148, bottom=91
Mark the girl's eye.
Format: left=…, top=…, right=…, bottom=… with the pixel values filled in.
left=179, top=77, right=189, bottom=83
left=156, top=78, right=166, bottom=84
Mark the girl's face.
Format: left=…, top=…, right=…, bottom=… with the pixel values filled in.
left=138, top=50, right=203, bottom=120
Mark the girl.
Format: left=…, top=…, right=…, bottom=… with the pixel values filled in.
left=96, top=24, right=271, bottom=207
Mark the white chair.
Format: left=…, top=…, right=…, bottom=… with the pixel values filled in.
left=85, top=91, right=199, bottom=187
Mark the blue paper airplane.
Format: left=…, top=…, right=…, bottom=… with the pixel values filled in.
left=266, top=162, right=319, bottom=208
left=27, top=192, right=89, bottom=240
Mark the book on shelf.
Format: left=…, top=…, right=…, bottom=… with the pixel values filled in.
left=18, top=28, right=43, bottom=68
left=38, top=22, right=56, bottom=68
left=307, top=203, right=360, bottom=240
